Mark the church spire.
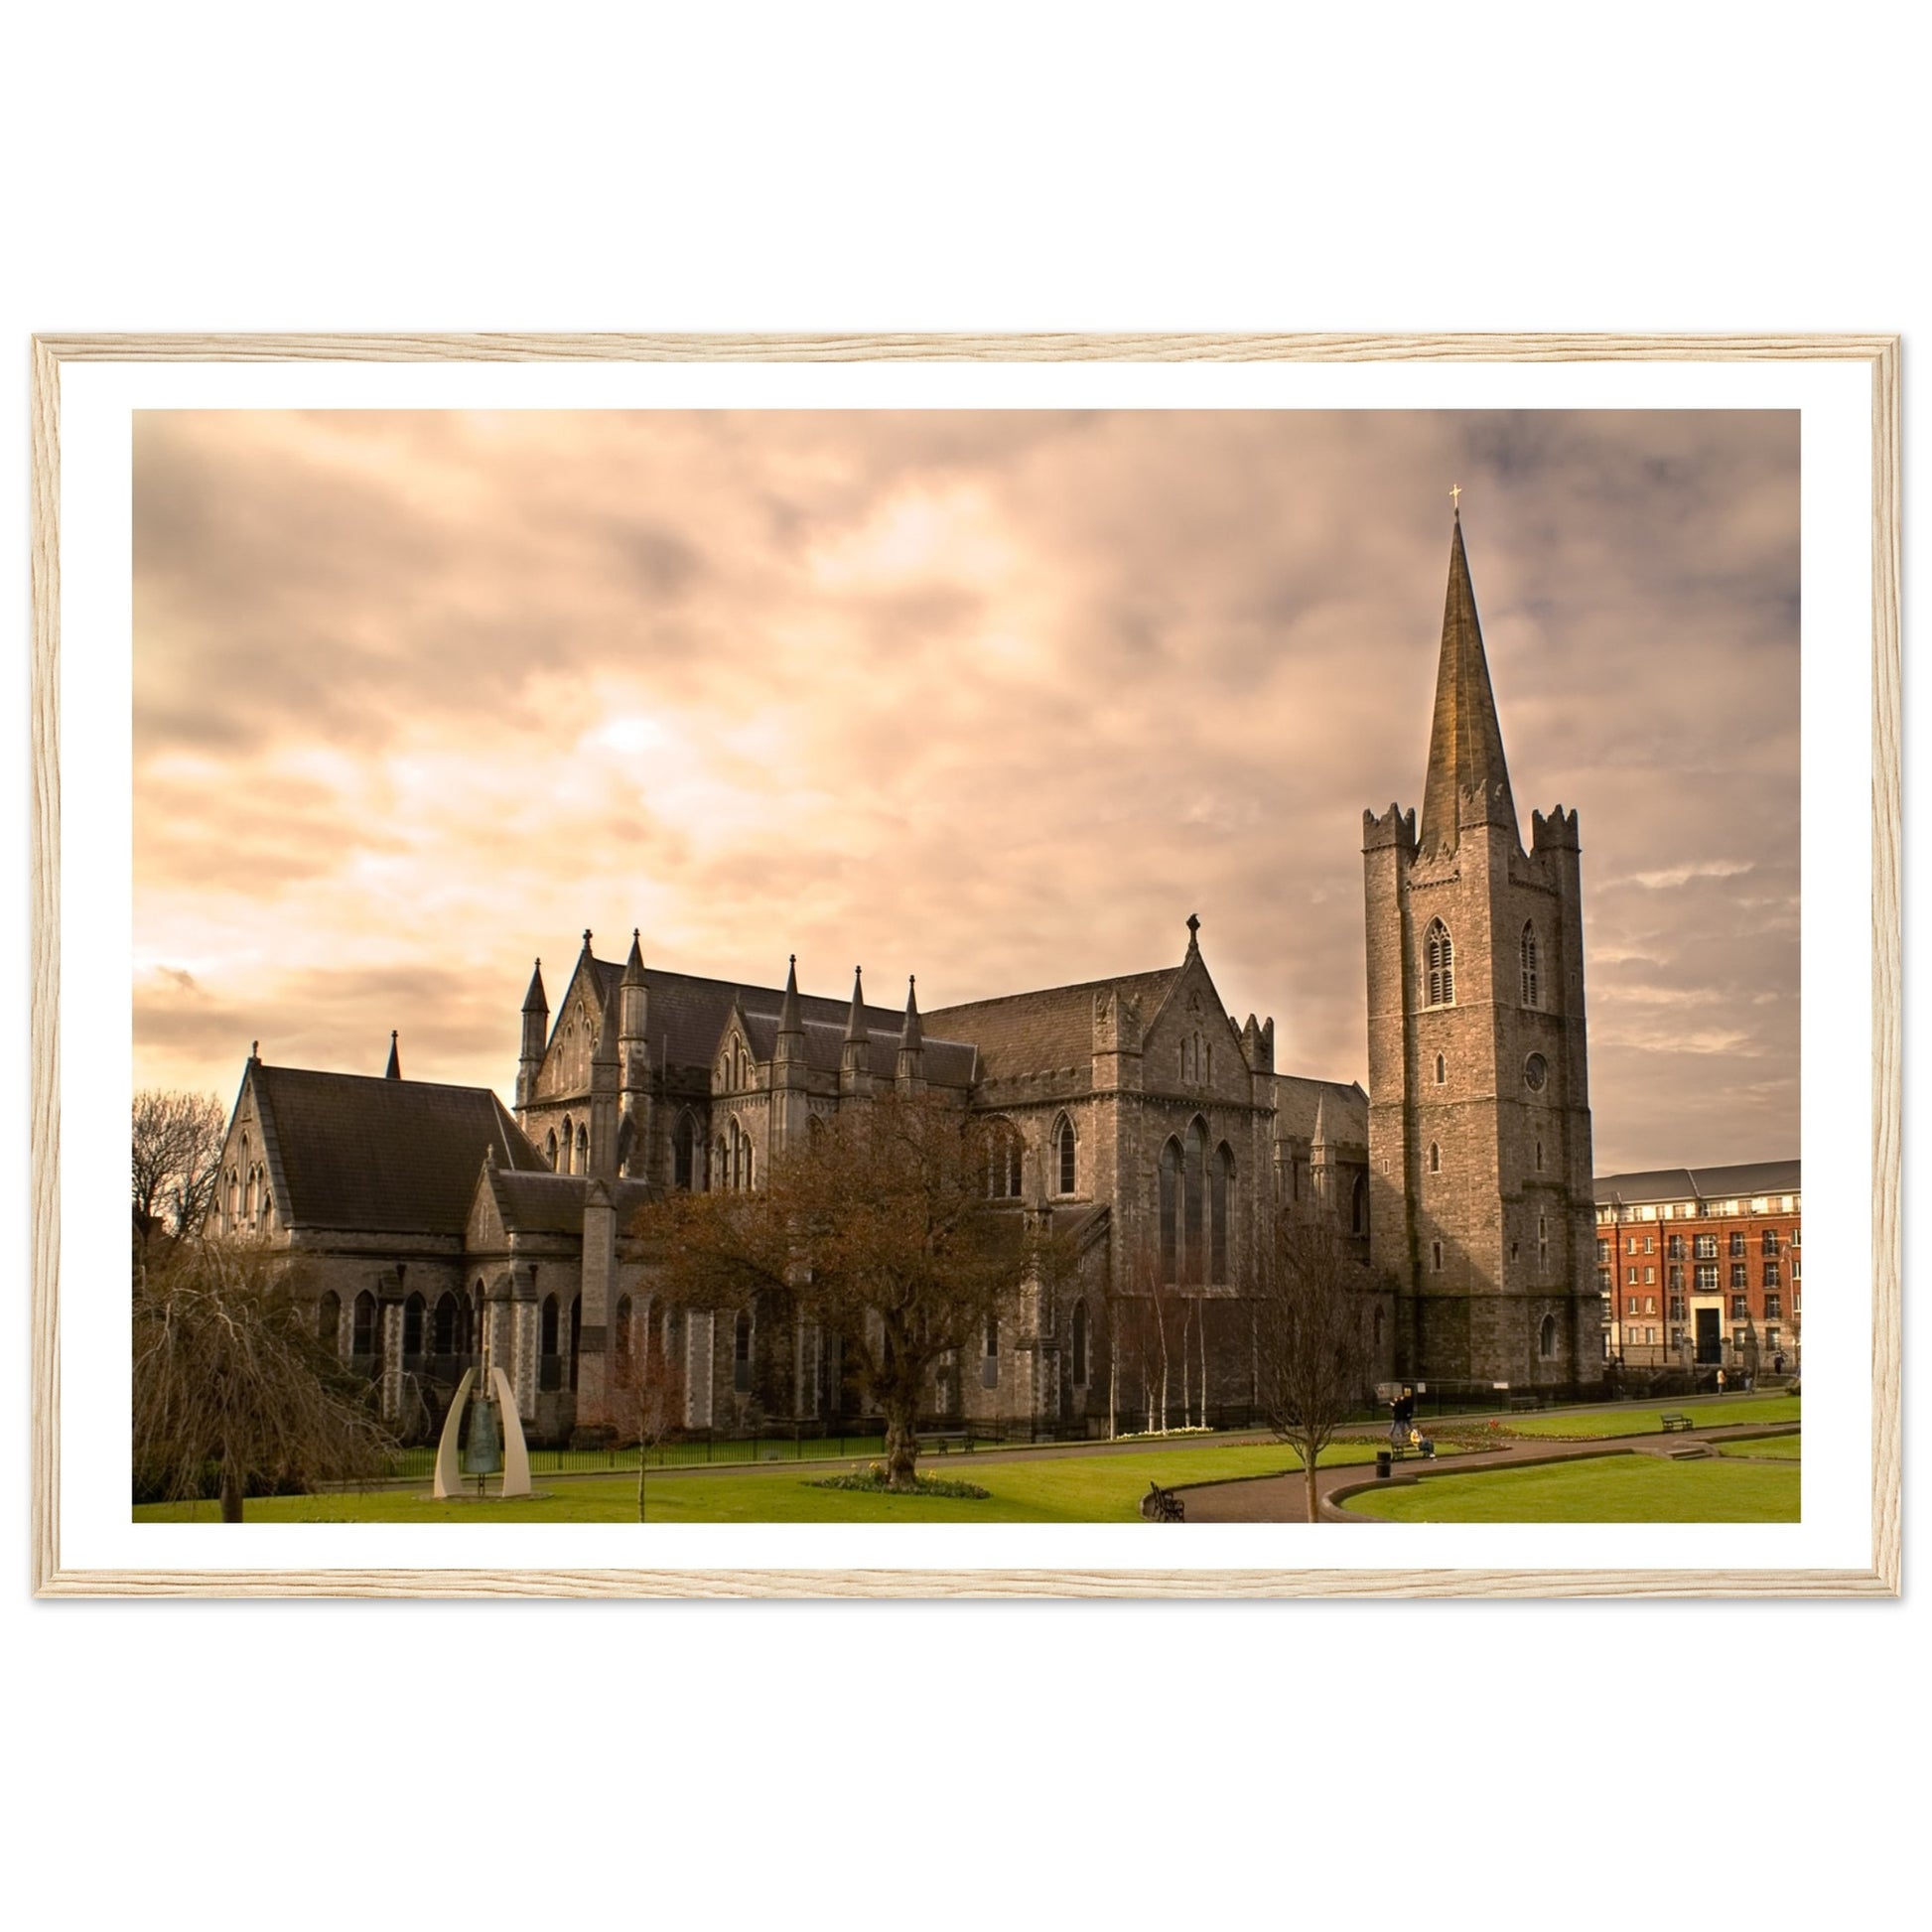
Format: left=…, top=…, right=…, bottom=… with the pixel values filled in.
left=845, top=967, right=868, bottom=1043
left=1418, top=511, right=1518, bottom=859
left=778, top=954, right=803, bottom=1036
left=521, top=958, right=547, bottom=1015
left=385, top=1031, right=401, bottom=1080
left=899, top=975, right=922, bottom=1051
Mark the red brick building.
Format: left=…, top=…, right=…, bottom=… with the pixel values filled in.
left=1593, top=1160, right=1800, bottom=1375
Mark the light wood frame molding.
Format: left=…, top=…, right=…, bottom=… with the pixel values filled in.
left=30, top=332, right=1900, bottom=1598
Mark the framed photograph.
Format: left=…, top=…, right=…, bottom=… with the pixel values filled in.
left=31, top=332, right=1899, bottom=1597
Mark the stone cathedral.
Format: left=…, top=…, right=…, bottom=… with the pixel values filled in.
left=206, top=512, right=1601, bottom=1442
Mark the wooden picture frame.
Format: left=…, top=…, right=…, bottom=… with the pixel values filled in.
left=31, top=332, right=1900, bottom=1597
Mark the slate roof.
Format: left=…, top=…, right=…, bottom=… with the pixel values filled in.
left=483, top=1169, right=656, bottom=1237
left=252, top=1063, right=545, bottom=1235
left=585, top=957, right=976, bottom=1088
left=1594, top=1160, right=1801, bottom=1207
left=924, top=968, right=1179, bottom=1083
left=1273, top=1074, right=1368, bottom=1145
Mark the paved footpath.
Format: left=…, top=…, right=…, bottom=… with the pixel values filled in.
left=1174, top=1420, right=1799, bottom=1523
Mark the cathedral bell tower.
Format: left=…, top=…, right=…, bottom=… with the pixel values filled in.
left=1362, top=507, right=1598, bottom=1392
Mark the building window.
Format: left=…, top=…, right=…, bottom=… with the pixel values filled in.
left=1644, top=1267, right=1655, bottom=1285
left=1521, top=922, right=1541, bottom=1008
left=1626, top=1296, right=1640, bottom=1316
left=673, top=1112, right=697, bottom=1190
left=615, top=1295, right=632, bottom=1364
left=1052, top=1114, right=1077, bottom=1196
left=1182, top=1120, right=1207, bottom=1287
left=1597, top=1269, right=1612, bottom=1294
left=1669, top=1297, right=1686, bottom=1321
left=1729, top=1230, right=1746, bottom=1258
left=1667, top=1234, right=1685, bottom=1260
left=1210, top=1145, right=1233, bottom=1283
left=1644, top=1296, right=1656, bottom=1315
left=1668, top=1266, right=1683, bottom=1292
left=1765, top=1294, right=1782, bottom=1320
left=352, top=1290, right=378, bottom=1357
left=1762, top=1229, right=1780, bottom=1256
left=733, top=1311, right=753, bottom=1393
left=560, top=1116, right=574, bottom=1173
left=1432, top=1240, right=1444, bottom=1272
left=1159, top=1140, right=1179, bottom=1281
left=1644, top=1235, right=1655, bottom=1254
left=1071, top=1299, right=1088, bottom=1386
left=1596, top=1239, right=1609, bottom=1264
left=1429, top=1142, right=1441, bottom=1174
left=402, top=1293, right=425, bottom=1357
left=982, top=1312, right=999, bottom=1390
left=988, top=1120, right=1024, bottom=1199
left=546, top=1129, right=559, bottom=1170
left=1695, top=1265, right=1718, bottom=1292
left=1539, top=1312, right=1558, bottom=1358
left=1535, top=1139, right=1544, bottom=1173
left=1351, top=1173, right=1368, bottom=1236
left=1763, top=1262, right=1781, bottom=1289
left=1730, top=1263, right=1748, bottom=1291
left=1627, top=1269, right=1638, bottom=1287
left=1730, top=1296, right=1749, bottom=1319
left=1425, top=920, right=1454, bottom=1008
left=1435, top=1053, right=1446, bottom=1085
left=1694, top=1234, right=1718, bottom=1261
left=432, top=1291, right=463, bottom=1354
left=317, top=1291, right=341, bottom=1354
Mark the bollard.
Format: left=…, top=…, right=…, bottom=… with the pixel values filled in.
left=1376, top=1449, right=1392, bottom=1480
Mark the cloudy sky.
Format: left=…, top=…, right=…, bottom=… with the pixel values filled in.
left=131, top=407, right=1799, bottom=1173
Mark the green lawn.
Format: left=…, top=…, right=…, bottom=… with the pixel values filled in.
left=1474, top=1395, right=1800, bottom=1442
left=1343, top=1452, right=1799, bottom=1523
left=1715, top=1433, right=1802, bottom=1460
left=136, top=1438, right=1387, bottom=1525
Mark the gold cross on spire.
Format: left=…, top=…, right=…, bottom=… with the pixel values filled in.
left=1449, top=483, right=1462, bottom=512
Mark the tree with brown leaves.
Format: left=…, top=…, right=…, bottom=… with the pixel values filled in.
left=610, top=1312, right=686, bottom=1522
left=133, top=1240, right=396, bottom=1521
left=633, top=1094, right=1066, bottom=1490
left=1253, top=1211, right=1376, bottom=1523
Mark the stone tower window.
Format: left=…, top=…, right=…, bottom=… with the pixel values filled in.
left=1435, top=1053, right=1446, bottom=1085
left=1425, top=920, right=1454, bottom=1008
left=1432, top=1239, right=1444, bottom=1272
left=1052, top=1114, right=1077, bottom=1196
left=733, top=1311, right=753, bottom=1393
left=1429, top=1142, right=1441, bottom=1173
left=1352, top=1173, right=1368, bottom=1235
left=1521, top=922, right=1541, bottom=1008
left=987, top=1120, right=1024, bottom=1198
left=1536, top=1139, right=1545, bottom=1173
left=351, top=1290, right=378, bottom=1358
left=1539, top=1312, right=1559, bottom=1359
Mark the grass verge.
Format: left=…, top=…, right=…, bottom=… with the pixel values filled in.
left=1342, top=1451, right=1799, bottom=1523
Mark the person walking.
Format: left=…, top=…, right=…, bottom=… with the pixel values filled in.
left=1716, top=1366, right=1726, bottom=1395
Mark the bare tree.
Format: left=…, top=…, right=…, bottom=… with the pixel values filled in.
left=1253, top=1211, right=1376, bottom=1523
left=610, top=1311, right=686, bottom=1522
left=133, top=1239, right=396, bottom=1520
left=633, top=1094, right=1067, bottom=1490
left=131, top=1090, right=227, bottom=1264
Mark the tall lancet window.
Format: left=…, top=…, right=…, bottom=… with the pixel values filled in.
left=1521, top=922, right=1541, bottom=1009
left=1425, top=920, right=1454, bottom=1008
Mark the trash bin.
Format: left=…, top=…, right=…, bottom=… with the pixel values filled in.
left=1376, top=1449, right=1392, bottom=1480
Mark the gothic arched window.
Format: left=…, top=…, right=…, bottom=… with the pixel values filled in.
left=1159, top=1140, right=1180, bottom=1282
left=1052, top=1114, right=1076, bottom=1196
left=673, top=1112, right=697, bottom=1190
left=546, top=1129, right=559, bottom=1170
left=1071, top=1299, right=1088, bottom=1386
left=1539, top=1312, right=1559, bottom=1359
left=1435, top=1053, right=1447, bottom=1085
left=576, top=1122, right=589, bottom=1172
left=1210, top=1144, right=1234, bottom=1283
left=317, top=1290, right=341, bottom=1354
left=560, top=1116, right=574, bottom=1173
left=987, top=1120, right=1023, bottom=1199
left=1425, top=919, right=1454, bottom=1008
left=1352, top=1173, right=1369, bottom=1235
left=432, top=1292, right=461, bottom=1353
left=1182, top=1119, right=1207, bottom=1286
left=1429, top=1142, right=1442, bottom=1174
left=733, top=1311, right=753, bottom=1393
left=1521, top=922, right=1541, bottom=1009
left=352, top=1290, right=378, bottom=1358
left=402, top=1292, right=425, bottom=1357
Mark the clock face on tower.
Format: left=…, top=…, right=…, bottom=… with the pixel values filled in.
left=1523, top=1052, right=1549, bottom=1093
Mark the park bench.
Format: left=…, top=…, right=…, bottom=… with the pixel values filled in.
left=1507, top=1395, right=1542, bottom=1413
left=1659, top=1413, right=1695, bottom=1433
left=922, top=1431, right=975, bottom=1454
left=1141, top=1480, right=1185, bottom=1523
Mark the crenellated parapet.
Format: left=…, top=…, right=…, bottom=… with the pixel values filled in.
left=1362, top=802, right=1418, bottom=856
left=1530, top=804, right=1582, bottom=854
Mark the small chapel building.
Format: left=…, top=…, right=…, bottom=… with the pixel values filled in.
left=205, top=510, right=1600, bottom=1443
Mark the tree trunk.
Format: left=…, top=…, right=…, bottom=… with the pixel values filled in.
left=637, top=1438, right=647, bottom=1522
left=884, top=1399, right=920, bottom=1491
left=1108, top=1309, right=1118, bottom=1441
left=1303, top=1443, right=1320, bottom=1525
left=219, top=1443, right=244, bottom=1524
